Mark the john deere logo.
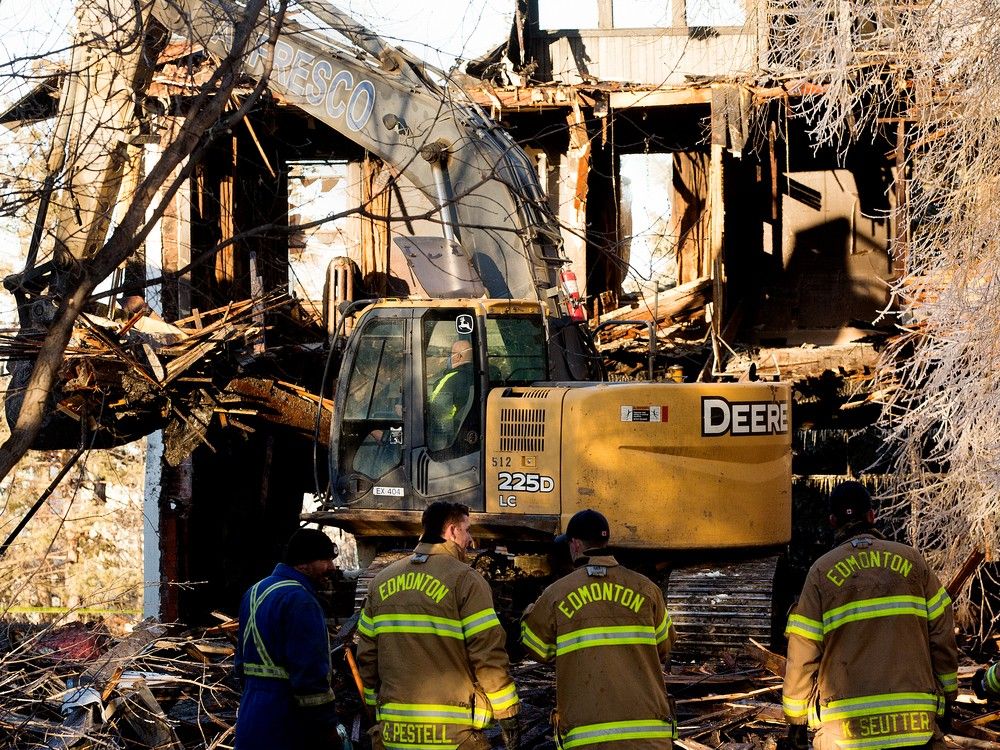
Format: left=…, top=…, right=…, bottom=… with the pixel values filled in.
left=702, top=397, right=788, bottom=437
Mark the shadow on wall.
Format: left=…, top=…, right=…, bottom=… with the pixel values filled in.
left=755, top=214, right=891, bottom=346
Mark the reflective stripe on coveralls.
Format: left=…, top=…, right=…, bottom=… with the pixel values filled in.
left=242, top=579, right=301, bottom=679
left=986, top=663, right=1000, bottom=695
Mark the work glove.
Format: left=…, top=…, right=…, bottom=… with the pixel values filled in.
left=336, top=723, right=353, bottom=750
left=498, top=716, right=521, bottom=750
left=974, top=668, right=992, bottom=701
left=939, top=701, right=953, bottom=734
left=787, top=723, right=809, bottom=750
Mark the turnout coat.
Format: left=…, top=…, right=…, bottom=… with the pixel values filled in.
left=357, top=540, right=519, bottom=750
left=520, top=554, right=676, bottom=750
left=783, top=530, right=958, bottom=750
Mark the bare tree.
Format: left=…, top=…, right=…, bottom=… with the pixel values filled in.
left=0, top=0, right=284, bottom=481
left=760, top=0, right=1000, bottom=616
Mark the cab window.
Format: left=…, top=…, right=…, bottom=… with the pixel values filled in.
left=344, top=319, right=404, bottom=421
left=485, top=316, right=547, bottom=385
left=341, top=318, right=404, bottom=479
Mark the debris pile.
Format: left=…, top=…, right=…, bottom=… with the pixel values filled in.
left=4, top=618, right=999, bottom=749
left=0, top=618, right=240, bottom=748
left=0, top=294, right=332, bottom=457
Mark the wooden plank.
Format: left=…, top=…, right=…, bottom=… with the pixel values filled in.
left=82, top=619, right=167, bottom=687
left=610, top=88, right=712, bottom=108
left=947, top=548, right=985, bottom=598
left=676, top=685, right=781, bottom=705
left=746, top=638, right=787, bottom=677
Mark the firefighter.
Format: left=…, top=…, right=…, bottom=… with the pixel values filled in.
left=234, top=528, right=345, bottom=750
left=520, top=508, right=677, bottom=749
left=782, top=481, right=958, bottom=750
left=357, top=501, right=521, bottom=750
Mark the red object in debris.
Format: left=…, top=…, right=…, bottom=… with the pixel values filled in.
left=31, top=621, right=109, bottom=662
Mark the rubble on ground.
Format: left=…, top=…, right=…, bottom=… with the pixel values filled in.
left=2, top=618, right=998, bottom=749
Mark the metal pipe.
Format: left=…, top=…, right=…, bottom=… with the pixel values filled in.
left=429, top=161, right=461, bottom=246
left=25, top=173, right=56, bottom=273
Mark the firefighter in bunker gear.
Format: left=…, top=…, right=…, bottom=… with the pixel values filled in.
left=234, top=528, right=344, bottom=750
left=782, top=482, right=958, bottom=750
left=357, top=501, right=521, bottom=750
left=520, top=509, right=677, bottom=749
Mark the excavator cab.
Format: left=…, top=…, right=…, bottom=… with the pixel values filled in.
left=329, top=299, right=548, bottom=512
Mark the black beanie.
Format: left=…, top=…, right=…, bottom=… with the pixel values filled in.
left=829, top=481, right=873, bottom=526
left=283, top=528, right=339, bottom=566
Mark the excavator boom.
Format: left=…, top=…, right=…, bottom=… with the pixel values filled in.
left=152, top=0, right=568, bottom=310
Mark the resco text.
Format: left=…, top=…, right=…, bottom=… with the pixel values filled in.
left=245, top=37, right=375, bottom=132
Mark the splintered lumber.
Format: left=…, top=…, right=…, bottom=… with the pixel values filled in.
left=946, top=735, right=1000, bottom=750
left=676, top=737, right=718, bottom=750
left=677, top=684, right=781, bottom=705
left=965, top=709, right=1000, bottom=728
left=728, top=701, right=785, bottom=723
left=950, top=719, right=1000, bottom=743
left=114, top=678, right=182, bottom=748
left=947, top=548, right=985, bottom=598
left=82, top=620, right=166, bottom=687
left=679, top=705, right=761, bottom=737
left=747, top=638, right=787, bottom=677
left=597, top=277, right=711, bottom=326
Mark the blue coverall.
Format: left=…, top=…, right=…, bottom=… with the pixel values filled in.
left=234, top=563, right=339, bottom=750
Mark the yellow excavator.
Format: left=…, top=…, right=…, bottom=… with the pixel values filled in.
left=301, top=295, right=790, bottom=649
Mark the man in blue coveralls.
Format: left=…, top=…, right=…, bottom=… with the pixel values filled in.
left=235, top=528, right=345, bottom=749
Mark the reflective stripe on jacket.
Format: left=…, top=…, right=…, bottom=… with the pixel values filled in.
left=521, top=555, right=676, bottom=750
left=782, top=531, right=958, bottom=750
left=234, top=563, right=338, bottom=750
left=357, top=540, right=519, bottom=750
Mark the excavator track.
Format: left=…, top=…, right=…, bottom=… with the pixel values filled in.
left=665, top=556, right=782, bottom=656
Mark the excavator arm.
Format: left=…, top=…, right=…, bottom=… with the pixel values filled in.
left=151, top=0, right=570, bottom=311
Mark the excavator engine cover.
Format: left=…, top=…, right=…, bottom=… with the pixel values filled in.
left=484, top=381, right=791, bottom=550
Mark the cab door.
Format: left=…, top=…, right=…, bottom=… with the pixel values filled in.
left=330, top=305, right=487, bottom=512
left=411, top=309, right=484, bottom=510
left=331, top=313, right=409, bottom=504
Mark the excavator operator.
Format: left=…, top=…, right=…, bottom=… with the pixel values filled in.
left=426, top=339, right=476, bottom=452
